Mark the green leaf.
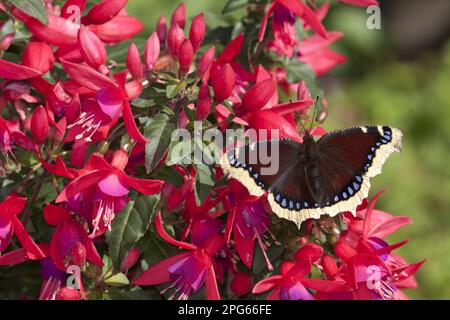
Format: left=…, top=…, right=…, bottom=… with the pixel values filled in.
left=8, top=0, right=48, bottom=25
left=104, top=272, right=130, bottom=287
left=144, top=113, right=176, bottom=173
left=106, top=193, right=160, bottom=271
left=222, top=0, right=250, bottom=14
left=166, top=82, right=186, bottom=99
left=105, top=287, right=161, bottom=300
left=153, top=165, right=184, bottom=186
left=165, top=134, right=193, bottom=166
left=193, top=163, right=215, bottom=205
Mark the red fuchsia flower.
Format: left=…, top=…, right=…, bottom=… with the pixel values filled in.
left=43, top=204, right=102, bottom=272
left=167, top=23, right=186, bottom=58
left=156, top=15, right=168, bottom=47
left=60, top=59, right=147, bottom=143
left=133, top=212, right=223, bottom=300
left=31, top=105, right=49, bottom=144
left=0, top=194, right=45, bottom=258
left=189, top=13, right=206, bottom=52
left=253, top=243, right=350, bottom=300
left=298, top=32, right=347, bottom=76
left=224, top=180, right=275, bottom=271
left=259, top=0, right=327, bottom=44
left=178, top=39, right=194, bottom=75
left=266, top=3, right=299, bottom=58
left=211, top=63, right=236, bottom=103
left=230, top=272, right=253, bottom=297
left=127, top=43, right=144, bottom=81
left=144, top=32, right=161, bottom=73
left=0, top=41, right=55, bottom=80
left=0, top=117, right=34, bottom=157
left=161, top=166, right=195, bottom=212
left=197, top=47, right=215, bottom=81
left=77, top=26, right=108, bottom=73
left=196, top=83, right=211, bottom=121
left=84, top=0, right=127, bottom=25
left=320, top=192, right=426, bottom=300
left=171, top=3, right=186, bottom=30
left=54, top=149, right=163, bottom=237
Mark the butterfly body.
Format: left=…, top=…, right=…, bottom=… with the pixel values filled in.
left=220, top=126, right=403, bottom=228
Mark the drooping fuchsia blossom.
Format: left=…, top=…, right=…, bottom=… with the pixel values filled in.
left=60, top=60, right=147, bottom=143
left=52, top=149, right=163, bottom=237
left=0, top=117, right=34, bottom=157
left=253, top=243, right=350, bottom=300
left=266, top=3, right=299, bottom=58
left=259, top=0, right=327, bottom=44
left=319, top=192, right=426, bottom=300
left=133, top=212, right=223, bottom=300
left=0, top=194, right=46, bottom=258
left=224, top=180, right=275, bottom=271
left=43, top=203, right=102, bottom=272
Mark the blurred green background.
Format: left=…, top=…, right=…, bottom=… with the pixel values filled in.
left=131, top=0, right=450, bottom=299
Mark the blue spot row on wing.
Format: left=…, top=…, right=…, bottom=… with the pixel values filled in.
left=227, top=151, right=267, bottom=190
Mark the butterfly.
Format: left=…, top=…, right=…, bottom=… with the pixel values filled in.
left=220, top=126, right=403, bottom=228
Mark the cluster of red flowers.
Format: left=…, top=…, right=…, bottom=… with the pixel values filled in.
left=0, top=0, right=423, bottom=300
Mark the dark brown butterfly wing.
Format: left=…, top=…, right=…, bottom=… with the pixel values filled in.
left=221, top=126, right=403, bottom=228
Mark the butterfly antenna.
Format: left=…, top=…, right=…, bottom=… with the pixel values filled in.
left=309, top=96, right=319, bottom=132
left=291, top=97, right=308, bottom=134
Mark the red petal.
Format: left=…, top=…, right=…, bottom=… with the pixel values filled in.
left=56, top=170, right=106, bottom=203
left=132, top=252, right=190, bottom=285
left=258, top=2, right=275, bottom=41
left=362, top=190, right=385, bottom=239
left=12, top=216, right=45, bottom=259
left=43, top=204, right=72, bottom=226
left=252, top=275, right=282, bottom=294
left=217, top=34, right=244, bottom=64
left=238, top=79, right=277, bottom=116
left=234, top=224, right=255, bottom=269
left=269, top=99, right=315, bottom=115
left=0, top=248, right=28, bottom=266
left=122, top=175, right=164, bottom=195
left=22, top=42, right=55, bottom=75
left=24, top=15, right=79, bottom=46
left=0, top=60, right=41, bottom=80
left=86, top=0, right=127, bottom=25
left=59, top=59, right=117, bottom=91
left=302, top=279, right=351, bottom=293
left=205, top=264, right=221, bottom=300
left=154, top=212, right=197, bottom=251
left=89, top=16, right=144, bottom=43
left=0, top=194, right=27, bottom=218
left=122, top=101, right=148, bottom=143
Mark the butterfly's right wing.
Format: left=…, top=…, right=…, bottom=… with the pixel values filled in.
left=220, top=139, right=320, bottom=227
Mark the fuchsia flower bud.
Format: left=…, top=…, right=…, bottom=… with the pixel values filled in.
left=156, top=15, right=167, bottom=47
left=78, top=26, right=107, bottom=69
left=22, top=42, right=55, bottom=75
left=189, top=13, right=205, bottom=52
left=211, top=63, right=235, bottom=102
left=178, top=39, right=194, bottom=75
left=197, top=47, right=215, bottom=80
left=31, top=105, right=49, bottom=144
left=0, top=33, right=14, bottom=51
left=127, top=43, right=144, bottom=80
left=297, top=80, right=311, bottom=100
left=86, top=0, right=127, bottom=25
left=121, top=247, right=141, bottom=272
left=196, top=83, right=211, bottom=120
left=167, top=24, right=185, bottom=58
left=230, top=272, right=253, bottom=297
left=70, top=242, right=87, bottom=267
left=171, top=3, right=186, bottom=29
left=144, top=32, right=160, bottom=72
